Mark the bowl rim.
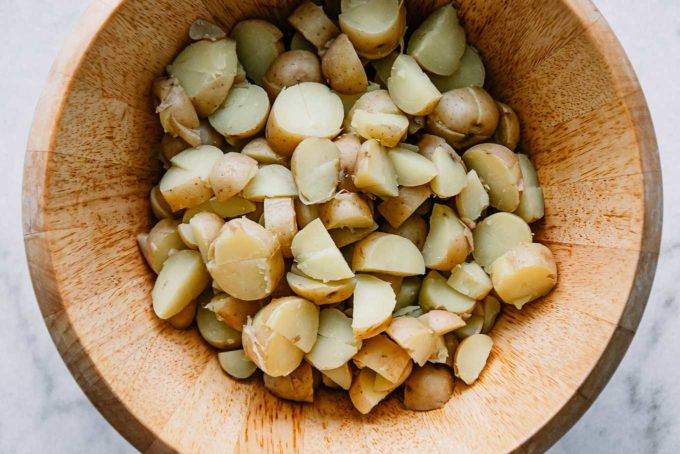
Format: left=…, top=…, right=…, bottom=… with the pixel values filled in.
left=22, top=0, right=663, bottom=451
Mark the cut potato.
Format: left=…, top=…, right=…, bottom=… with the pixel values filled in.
left=349, top=368, right=390, bottom=414
left=418, top=310, right=466, bottom=335
left=463, top=143, right=522, bottom=212
left=189, top=211, right=224, bottom=262
left=419, top=270, right=476, bottom=314
left=262, top=50, right=323, bottom=99
left=403, top=364, right=455, bottom=411
left=294, top=199, right=320, bottom=229
left=381, top=215, right=428, bottom=250
left=481, top=295, right=501, bottom=334
left=352, top=139, right=399, bottom=198
left=395, top=276, right=422, bottom=311
left=339, top=0, right=406, bottom=59
left=335, top=133, right=362, bottom=191
left=352, top=233, right=425, bottom=276
left=230, top=20, right=284, bottom=85
left=205, top=293, right=262, bottom=331
left=291, top=138, right=340, bottom=204
left=207, top=218, right=284, bottom=300
left=422, top=204, right=473, bottom=270
left=352, top=274, right=396, bottom=339
left=454, top=333, right=492, bottom=385
left=264, top=360, right=315, bottom=403
left=242, top=164, right=298, bottom=201
left=393, top=305, right=424, bottom=318
left=321, top=363, right=353, bottom=390
left=209, top=152, right=258, bottom=201
left=373, top=359, right=412, bottom=392
left=407, top=4, right=466, bottom=76
left=429, top=145, right=467, bottom=198
left=322, top=34, right=368, bottom=95
left=218, top=349, right=257, bottom=379
left=291, top=31, right=316, bottom=53
left=472, top=212, right=532, bottom=269
left=306, top=308, right=361, bottom=370
left=427, top=87, right=499, bottom=149
left=153, top=77, right=201, bottom=146
left=266, top=82, right=344, bottom=156
left=455, top=170, right=490, bottom=227
left=189, top=18, right=226, bottom=41
left=370, top=272, right=403, bottom=296
left=182, top=196, right=256, bottom=222
left=416, top=133, right=458, bottom=160
left=197, top=304, right=242, bottom=350
left=168, top=39, right=238, bottom=117
left=351, top=110, right=410, bottom=148
left=329, top=223, right=379, bottom=248
left=442, top=333, right=459, bottom=368
left=515, top=154, right=545, bottom=223
left=489, top=243, right=557, bottom=309
left=138, top=218, right=185, bottom=274
left=167, top=299, right=198, bottom=330
left=388, top=147, right=438, bottom=187
left=447, top=261, right=492, bottom=300
left=159, top=145, right=224, bottom=211
left=430, top=45, right=485, bottom=92
left=291, top=218, right=354, bottom=281
left=377, top=185, right=431, bottom=229
left=257, top=296, right=319, bottom=353
left=386, top=316, right=437, bottom=366
left=320, top=192, right=374, bottom=229
left=150, top=185, right=175, bottom=220
left=289, top=2, right=340, bottom=50
left=152, top=250, right=210, bottom=319
left=353, top=334, right=411, bottom=383
left=388, top=54, right=442, bottom=116
left=287, top=272, right=356, bottom=305
left=242, top=311, right=304, bottom=377
left=263, top=197, right=297, bottom=257
left=493, top=102, right=520, bottom=151
left=241, top=138, right=288, bottom=165
left=453, top=315, right=483, bottom=339
left=371, top=52, right=398, bottom=86
left=209, top=84, right=270, bottom=139
left=517, top=153, right=539, bottom=187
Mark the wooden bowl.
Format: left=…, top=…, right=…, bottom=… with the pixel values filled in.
left=23, top=0, right=662, bottom=452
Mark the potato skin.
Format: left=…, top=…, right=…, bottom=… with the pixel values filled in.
left=264, top=361, right=315, bottom=403
left=262, top=50, right=322, bottom=99
left=322, top=34, right=368, bottom=95
left=403, top=364, right=455, bottom=411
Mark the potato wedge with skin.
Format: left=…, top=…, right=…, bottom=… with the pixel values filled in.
left=489, top=243, right=557, bottom=309
left=387, top=147, right=438, bottom=187
left=352, top=233, right=425, bottom=276
left=418, top=310, right=466, bottom=335
left=352, top=139, right=399, bottom=198
left=346, top=89, right=406, bottom=131
left=262, top=50, right=323, bottom=99
left=242, top=312, right=304, bottom=377
left=373, top=359, right=412, bottom=392
left=329, top=223, right=379, bottom=248
left=381, top=215, right=428, bottom=250
left=241, top=164, right=298, bottom=201
left=463, top=143, right=522, bottom=212
left=430, top=45, right=485, bottom=92
left=472, top=212, right=532, bottom=269
left=404, top=364, right=455, bottom=411
left=205, top=293, right=263, bottom=331
left=152, top=249, right=210, bottom=319
left=454, top=333, right=493, bottom=385
left=160, top=145, right=223, bottom=211
left=335, top=133, right=362, bottom=192
left=429, top=146, right=467, bottom=198
left=189, top=211, right=224, bottom=262
left=447, top=261, right=492, bottom=300
left=407, top=5, right=466, bottom=76
left=481, top=295, right=501, bottom=334
left=264, top=361, right=315, bottom=403
left=241, top=138, right=288, bottom=165
left=395, top=276, right=422, bottom=311
left=320, top=363, right=353, bottom=390
left=320, top=192, right=374, bottom=229
left=150, top=185, right=175, bottom=220
left=349, top=368, right=391, bottom=414
left=209, top=152, right=258, bottom=201
left=350, top=109, right=410, bottom=148
left=197, top=304, right=243, bottom=350
left=353, top=334, right=411, bottom=383
left=422, top=204, right=473, bottom=270
left=266, top=82, right=344, bottom=156
left=417, top=133, right=458, bottom=160
left=289, top=2, right=340, bottom=51
left=386, top=316, right=437, bottom=366
left=388, top=54, right=442, bottom=116
left=264, top=197, right=297, bottom=257
left=182, top=197, right=256, bottom=223
left=291, top=138, right=340, bottom=205
left=370, top=273, right=403, bottom=296
left=230, top=20, right=284, bottom=85
left=515, top=154, right=545, bottom=223
left=294, top=198, right=320, bottom=229
left=339, top=0, right=406, bottom=59
left=322, top=34, right=368, bottom=95
left=306, top=308, right=361, bottom=370
left=352, top=274, right=396, bottom=339
left=218, top=349, right=257, bottom=379
left=454, top=315, right=484, bottom=339
left=138, top=218, right=185, bottom=274
left=167, top=299, right=198, bottom=330
left=258, top=296, right=319, bottom=353
left=153, top=77, right=200, bottom=146
left=287, top=272, right=356, bottom=305
left=209, top=84, right=270, bottom=139
left=378, top=185, right=430, bottom=229
left=493, top=102, right=521, bottom=151
left=419, top=270, right=476, bottom=314
left=292, top=218, right=354, bottom=281
left=455, top=170, right=490, bottom=228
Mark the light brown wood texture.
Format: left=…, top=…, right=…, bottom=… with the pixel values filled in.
left=23, top=0, right=661, bottom=452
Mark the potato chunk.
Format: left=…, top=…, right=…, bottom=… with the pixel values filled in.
left=418, top=310, right=466, bottom=335
left=138, top=218, right=185, bottom=274
left=152, top=250, right=210, bottom=319
left=428, top=145, right=467, bottom=198
left=381, top=215, right=428, bottom=250
left=515, top=154, right=545, bottom=223
left=339, top=0, right=406, bottom=59
left=306, top=308, right=361, bottom=370
left=493, top=102, right=520, bottom=151
left=291, top=138, right=340, bottom=204
left=322, top=34, right=368, bottom=95
left=335, top=133, right=362, bottom=191
left=353, top=334, right=411, bottom=383
left=242, top=310, right=304, bottom=377
left=209, top=84, right=270, bottom=139
left=388, top=54, right=442, bottom=116
left=387, top=147, right=438, bottom=187
left=404, top=364, right=455, bottom=411
left=481, top=295, right=502, bottom=334
left=386, top=316, right=437, bottom=366
left=182, top=197, right=256, bottom=222
left=352, top=233, right=425, bottom=276
left=407, top=4, right=466, bottom=76
left=352, top=275, right=396, bottom=339
left=197, top=304, right=243, bottom=350
left=264, top=361, right=315, bottom=403
left=289, top=1, right=340, bottom=50
left=150, top=185, right=175, bottom=220
left=287, top=272, right=356, bottom=305
left=291, top=218, right=354, bottom=281
left=395, top=276, right=422, bottom=310
left=463, top=143, right=522, bottom=212
left=241, top=138, right=287, bottom=165
left=430, top=45, right=485, bottom=92
left=159, top=145, right=223, bottom=211
left=167, top=298, right=198, bottom=330
left=320, top=363, right=353, bottom=390
left=454, top=333, right=492, bottom=385
left=349, top=368, right=390, bottom=414
left=262, top=50, right=323, bottom=99
left=472, top=212, right=532, bottom=269
left=419, top=270, right=476, bottom=314
left=242, top=164, right=298, bottom=201
left=152, top=77, right=201, bottom=146
left=290, top=31, right=316, bottom=52
left=189, top=211, right=224, bottom=262
left=377, top=185, right=431, bottom=229
left=209, top=152, right=258, bottom=201
left=230, top=20, right=284, bottom=85
left=373, top=360, right=412, bottom=392
left=349, top=92, right=409, bottom=147
left=447, top=261, right=492, bottom=300
left=453, top=314, right=483, bottom=339
left=352, top=139, right=399, bottom=198
left=218, top=349, right=257, bottom=379
left=329, top=223, right=379, bottom=248
left=205, top=293, right=262, bottom=331
left=294, top=198, right=320, bottom=229
left=320, top=192, right=374, bottom=229
left=456, top=170, right=490, bottom=227
left=257, top=296, right=319, bottom=353
left=422, top=204, right=473, bottom=270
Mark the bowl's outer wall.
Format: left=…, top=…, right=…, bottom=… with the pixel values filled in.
left=22, top=0, right=661, bottom=453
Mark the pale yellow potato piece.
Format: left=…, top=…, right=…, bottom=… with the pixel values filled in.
left=493, top=102, right=521, bottom=152
left=481, top=295, right=501, bottom=334
left=294, top=198, right=320, bottom=229
left=197, top=304, right=243, bottom=350
left=373, top=360, right=412, bottom=392
left=317, top=307, right=361, bottom=347
left=177, top=223, right=197, bottom=249
left=455, top=170, right=490, bottom=228
left=430, top=45, right=485, bottom=92
left=349, top=368, right=390, bottom=414
left=182, top=197, right=256, bottom=222
left=352, top=233, right=425, bottom=276
left=291, top=218, right=354, bottom=281
left=447, top=261, right=492, bottom=300
left=218, top=349, right=257, bottom=379
left=404, top=364, right=455, bottom=411
left=337, top=82, right=381, bottom=116
left=322, top=34, right=368, bottom=95
left=515, top=154, right=545, bottom=223
left=264, top=361, right=315, bottom=403
left=258, top=296, right=319, bottom=353
left=407, top=4, right=466, bottom=76
left=453, top=314, right=483, bottom=339
left=386, top=316, right=437, bottom=366
left=320, top=192, right=374, bottom=229
left=291, top=138, right=340, bottom=205
left=167, top=299, right=198, bottom=330
left=242, top=312, right=304, bottom=377
left=208, top=218, right=284, bottom=300
left=351, top=110, right=409, bottom=148
left=489, top=243, right=557, bottom=309
left=189, top=18, right=226, bottom=41
left=388, top=54, right=442, bottom=116
left=167, top=39, right=238, bottom=117
left=352, top=274, right=396, bottom=339
left=419, top=270, right=476, bottom=314
left=463, top=143, right=522, bottom=212
left=160, top=145, right=223, bottom=211
left=241, top=164, right=298, bottom=201
left=395, top=276, right=422, bottom=311
left=335, top=133, right=362, bottom=192
left=339, top=0, right=406, bottom=59
left=152, top=249, right=210, bottom=319
left=393, top=305, right=424, bottom=318
left=230, top=19, right=284, bottom=85
left=345, top=89, right=404, bottom=130
left=371, top=52, right=398, bottom=86
left=205, top=293, right=262, bottom=331
left=153, top=77, right=201, bottom=146
left=263, top=197, right=297, bottom=257
left=288, top=1, right=340, bottom=50
left=189, top=211, right=224, bottom=262
left=387, top=147, right=438, bottom=188
left=209, top=84, right=270, bottom=139
left=320, top=363, right=353, bottom=390
left=517, top=153, right=540, bottom=187
left=241, top=138, right=288, bottom=165
left=353, top=334, right=411, bottom=383
left=381, top=215, right=428, bottom=250
left=138, top=218, right=185, bottom=274
left=290, top=32, right=316, bottom=53
left=287, top=272, right=356, bottom=305
left=266, top=82, right=344, bottom=156
left=418, top=310, right=466, bottom=335
left=370, top=272, right=403, bottom=296
left=150, top=185, right=175, bottom=220
left=417, top=133, right=459, bottom=160
left=428, top=146, right=466, bottom=198
left=306, top=308, right=361, bottom=370
left=352, top=139, right=399, bottom=198
left=262, top=50, right=323, bottom=99
left=329, top=223, right=379, bottom=248
left=454, top=333, right=492, bottom=385
left=422, top=204, right=473, bottom=270
left=472, top=212, right=532, bottom=269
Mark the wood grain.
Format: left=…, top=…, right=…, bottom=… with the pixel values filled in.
left=22, top=0, right=661, bottom=452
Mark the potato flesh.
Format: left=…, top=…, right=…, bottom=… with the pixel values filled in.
left=349, top=368, right=390, bottom=414
left=168, top=297, right=198, bottom=330
left=189, top=211, right=224, bottom=262
left=407, top=4, right=466, bottom=76
left=230, top=20, right=284, bottom=85
left=371, top=52, right=398, bottom=86
left=329, top=223, right=378, bottom=248
left=140, top=218, right=185, bottom=274
left=242, top=164, right=298, bottom=201
left=152, top=250, right=210, bottom=319
left=205, top=293, right=262, bottom=331
left=262, top=50, right=322, bottom=99
left=242, top=317, right=304, bottom=377
left=403, top=364, right=455, bottom=411
left=153, top=77, right=200, bottom=144
left=352, top=275, right=396, bottom=339
left=381, top=214, right=428, bottom=250
left=351, top=110, right=409, bottom=148
left=208, top=84, right=270, bottom=138
left=241, top=138, right=288, bottom=165
left=387, top=147, right=438, bottom=187
left=418, top=310, right=466, bottom=335
left=388, top=54, right=442, bottom=116
left=422, top=204, right=473, bottom=270
left=353, top=334, right=411, bottom=383
left=150, top=185, right=174, bottom=220
left=378, top=185, right=429, bottom=229
left=447, top=261, right=492, bottom=300
left=264, top=361, right=315, bottom=403
left=218, top=349, right=257, bottom=379
left=287, top=272, right=356, bottom=305
left=472, top=212, right=532, bottom=269
left=430, top=45, right=485, bottom=92
left=419, top=270, right=476, bottom=314
left=456, top=170, right=490, bottom=227
left=196, top=304, right=243, bottom=350
left=340, top=0, right=406, bottom=59
left=183, top=197, right=256, bottom=222
left=322, top=34, right=368, bottom=95
left=294, top=199, right=320, bottom=228
left=352, top=233, right=425, bottom=276
left=260, top=297, right=319, bottom=353
left=352, top=139, right=399, bottom=198
left=263, top=197, right=297, bottom=257
left=288, top=1, right=340, bottom=50
left=454, top=315, right=483, bottom=339
left=386, top=316, right=437, bottom=366
left=321, top=363, right=353, bottom=390
left=463, top=143, right=522, bottom=212
left=395, top=276, right=422, bottom=311
left=291, top=218, right=354, bottom=281
left=306, top=308, right=360, bottom=370
left=160, top=145, right=224, bottom=211
left=291, top=138, right=340, bottom=204
left=429, top=146, right=467, bottom=198
left=515, top=154, right=545, bottom=223
left=454, top=333, right=492, bottom=385
left=481, top=295, right=501, bottom=334
left=320, top=192, right=374, bottom=229
left=209, top=152, right=258, bottom=201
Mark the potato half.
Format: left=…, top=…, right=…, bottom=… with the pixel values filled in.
left=381, top=214, right=428, bottom=250
left=209, top=84, right=270, bottom=139
left=197, top=304, right=243, bottom=350
left=230, top=20, right=284, bottom=85
left=306, top=308, right=361, bottom=370
left=349, top=368, right=391, bottom=414
left=353, top=334, right=411, bottom=383
left=209, top=152, right=258, bottom=201
left=387, top=147, right=438, bottom=187
left=294, top=198, right=320, bottom=229
left=264, top=361, right=315, bottom=403
left=242, top=164, right=298, bottom=201
left=463, top=143, right=522, bottom=212
left=407, top=4, right=466, bottom=76
left=339, top=0, right=406, bottom=59
left=218, top=349, right=258, bottom=379
left=430, top=45, right=485, bottom=92
left=352, top=139, right=399, bottom=198
left=515, top=154, right=545, bottom=223
left=472, top=212, right=532, bottom=269
left=350, top=103, right=409, bottom=148
left=322, top=34, right=368, bottom=95
left=352, top=233, right=426, bottom=276
left=138, top=218, right=185, bottom=274
left=153, top=77, right=201, bottom=146
left=447, top=261, right=492, bottom=300
left=241, top=138, right=288, bottom=165
left=455, top=170, right=490, bottom=228
left=377, top=185, right=432, bottom=229
left=287, top=272, right=356, bottom=305
left=263, top=197, right=297, bottom=258
left=150, top=185, right=175, bottom=220
left=257, top=296, right=320, bottom=353
left=454, top=333, right=492, bottom=385
left=429, top=145, right=467, bottom=198
left=422, top=204, right=473, bottom=270
left=320, top=192, right=374, bottom=229
left=388, top=54, right=442, bottom=116
left=291, top=218, right=354, bottom=281
left=320, top=363, right=353, bottom=390
left=404, top=364, right=455, bottom=411
left=262, top=50, right=322, bottom=99
left=352, top=274, right=396, bottom=339
left=242, top=310, right=305, bottom=377
left=205, top=293, right=263, bottom=331
left=292, top=138, right=340, bottom=205
left=386, top=316, right=437, bottom=366
left=289, top=1, right=340, bottom=50
left=335, top=133, right=362, bottom=191
left=188, top=211, right=224, bottom=262
left=418, top=310, right=466, bottom=335
left=419, top=270, right=476, bottom=314
left=152, top=250, right=210, bottom=319
left=159, top=145, right=223, bottom=211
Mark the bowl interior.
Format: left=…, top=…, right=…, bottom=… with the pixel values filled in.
left=24, top=0, right=660, bottom=452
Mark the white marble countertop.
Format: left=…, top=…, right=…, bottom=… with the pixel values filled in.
left=1, top=0, right=678, bottom=452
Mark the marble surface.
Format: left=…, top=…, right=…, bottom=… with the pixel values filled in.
left=0, top=0, right=678, bottom=452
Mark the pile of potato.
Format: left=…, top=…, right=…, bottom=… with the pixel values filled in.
left=138, top=1, right=557, bottom=413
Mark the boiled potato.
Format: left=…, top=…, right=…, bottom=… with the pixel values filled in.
left=257, top=296, right=319, bottom=353
left=288, top=2, right=340, bottom=50
left=339, top=0, right=406, bottom=59
left=329, top=223, right=379, bottom=248
left=159, top=145, right=223, bottom=211
left=291, top=218, right=354, bottom=281
left=353, top=334, right=411, bottom=383
left=374, top=360, right=412, bottom=393
left=263, top=197, right=297, bottom=257
left=189, top=18, right=226, bottom=41
left=138, top=218, right=185, bottom=274
left=388, top=54, right=442, bottom=116
left=419, top=270, right=476, bottom=314
left=291, top=138, right=340, bottom=204
left=407, top=4, right=466, bottom=76
left=207, top=218, right=284, bottom=300
left=463, top=143, right=522, bottom=212
left=422, top=204, right=473, bottom=270
left=264, top=361, right=315, bottom=403
left=230, top=20, right=284, bottom=85
left=291, top=31, right=316, bottom=52
left=242, top=310, right=305, bottom=377
left=205, top=293, right=263, bottom=331
left=167, top=299, right=198, bottom=330
left=189, top=211, right=224, bottom=262
left=418, top=310, right=466, bottom=335
left=489, top=243, right=557, bottom=309
left=262, top=50, right=323, bottom=99
left=472, top=212, right=532, bottom=268
left=352, top=233, right=426, bottom=276
left=347, top=90, right=408, bottom=147
left=381, top=215, right=428, bottom=250
left=454, top=333, right=492, bottom=385
left=455, top=170, right=490, bottom=227
left=430, top=45, right=486, bottom=92
left=197, top=304, right=243, bottom=350
left=377, top=185, right=431, bottom=229
left=352, top=274, right=396, bottom=339
left=429, top=145, right=467, bottom=198
left=453, top=315, right=483, bottom=339
left=153, top=77, right=201, bottom=146
left=371, top=52, right=398, bottom=86
left=151, top=249, right=210, bottom=319
left=266, top=82, right=344, bottom=156
left=481, top=295, right=501, bottom=334
left=287, top=272, right=356, bottom=305
left=335, top=133, right=362, bottom=191
left=241, top=138, right=288, bottom=165
left=294, top=198, right=320, bottom=228
left=352, top=139, right=399, bottom=198
left=321, top=363, right=353, bottom=390
left=167, top=39, right=238, bottom=117
left=306, top=308, right=361, bottom=370
left=320, top=192, right=374, bottom=229
left=395, top=276, right=422, bottom=310
left=150, top=185, right=175, bottom=220
left=387, top=147, right=438, bottom=187
left=515, top=154, right=545, bottom=223
left=349, top=368, right=391, bottom=414
left=242, top=164, right=298, bottom=201
left=218, top=349, right=257, bottom=379
left=209, top=152, right=258, bottom=201
left=447, top=261, right=492, bottom=300
left=177, top=223, right=196, bottom=250
left=182, top=196, right=256, bottom=222
left=337, top=82, right=381, bottom=115
left=403, top=364, right=455, bottom=411
left=493, top=102, right=521, bottom=151
left=322, top=34, right=368, bottom=95
left=371, top=273, right=403, bottom=296
left=427, top=87, right=499, bottom=149
left=209, top=83, right=270, bottom=138
left=386, top=316, right=437, bottom=366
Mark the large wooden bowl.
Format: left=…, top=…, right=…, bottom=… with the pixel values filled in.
left=23, top=0, right=661, bottom=452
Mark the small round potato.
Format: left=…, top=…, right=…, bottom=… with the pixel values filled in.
left=262, top=50, right=323, bottom=99
left=493, top=102, right=521, bottom=151
left=264, top=361, right=316, bottom=403
left=463, top=143, right=522, bottom=212
left=288, top=1, right=340, bottom=50
left=422, top=204, right=473, bottom=271
left=209, top=152, right=258, bottom=201
left=322, top=34, right=368, bottom=95
left=209, top=84, right=270, bottom=139
left=404, top=364, right=455, bottom=411
left=218, top=349, right=258, bottom=379
left=291, top=138, right=340, bottom=205
left=196, top=304, right=243, bottom=350
left=407, top=4, right=466, bottom=76
left=339, top=0, right=406, bottom=59
left=430, top=45, right=486, bottom=92
left=472, top=212, right=532, bottom=269
left=381, top=214, right=428, bottom=250
left=320, top=192, right=374, bottom=229
left=230, top=19, right=284, bottom=85
left=388, top=54, right=442, bottom=116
